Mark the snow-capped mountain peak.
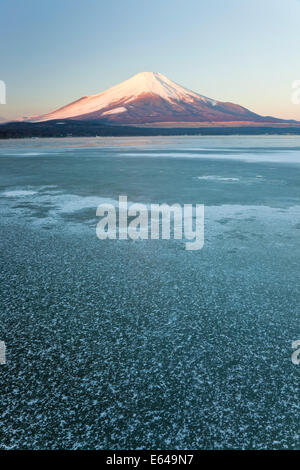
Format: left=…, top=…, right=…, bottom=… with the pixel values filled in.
left=107, top=71, right=215, bottom=104
left=31, top=72, right=217, bottom=122
left=28, top=72, right=284, bottom=125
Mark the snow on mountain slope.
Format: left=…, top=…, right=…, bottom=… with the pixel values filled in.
left=32, top=72, right=216, bottom=121
left=29, top=72, right=289, bottom=125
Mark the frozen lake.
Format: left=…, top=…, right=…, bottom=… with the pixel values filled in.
left=0, top=136, right=299, bottom=449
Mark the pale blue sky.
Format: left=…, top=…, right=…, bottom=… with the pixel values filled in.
left=1, top=0, right=300, bottom=121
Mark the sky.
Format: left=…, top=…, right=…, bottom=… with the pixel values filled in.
left=1, top=0, right=300, bottom=121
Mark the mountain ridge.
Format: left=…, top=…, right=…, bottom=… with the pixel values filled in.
left=24, top=72, right=297, bottom=126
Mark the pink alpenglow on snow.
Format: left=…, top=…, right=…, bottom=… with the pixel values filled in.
left=27, top=72, right=296, bottom=126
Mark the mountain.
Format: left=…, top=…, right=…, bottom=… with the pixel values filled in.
left=28, top=72, right=295, bottom=126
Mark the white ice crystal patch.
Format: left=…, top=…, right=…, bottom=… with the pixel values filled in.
left=2, top=190, right=38, bottom=197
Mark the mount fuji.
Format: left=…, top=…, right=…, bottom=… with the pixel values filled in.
left=28, top=72, right=294, bottom=126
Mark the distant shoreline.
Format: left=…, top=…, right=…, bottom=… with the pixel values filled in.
left=1, top=120, right=300, bottom=139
